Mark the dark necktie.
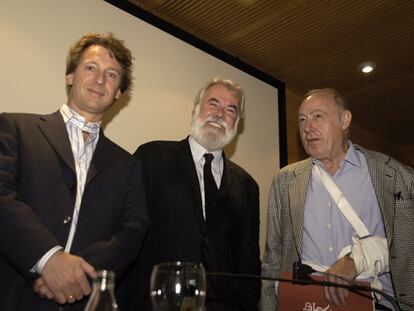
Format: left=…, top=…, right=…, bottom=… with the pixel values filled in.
left=203, top=153, right=219, bottom=223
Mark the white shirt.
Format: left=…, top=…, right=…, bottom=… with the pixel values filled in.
left=188, top=136, right=223, bottom=219
left=33, top=105, right=100, bottom=273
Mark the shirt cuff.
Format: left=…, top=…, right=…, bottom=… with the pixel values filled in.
left=31, top=246, right=63, bottom=274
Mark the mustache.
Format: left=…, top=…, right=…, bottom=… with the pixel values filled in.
left=203, top=116, right=227, bottom=128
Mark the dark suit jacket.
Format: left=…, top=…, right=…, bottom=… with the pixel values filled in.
left=0, top=111, right=148, bottom=311
left=127, top=138, right=261, bottom=311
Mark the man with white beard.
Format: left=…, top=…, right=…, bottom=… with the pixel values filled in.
left=126, top=78, right=261, bottom=311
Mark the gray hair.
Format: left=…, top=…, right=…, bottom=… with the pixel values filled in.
left=304, top=88, right=349, bottom=112
left=193, top=77, right=245, bottom=117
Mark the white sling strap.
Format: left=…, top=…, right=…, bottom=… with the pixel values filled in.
left=312, top=164, right=389, bottom=300
left=314, top=164, right=370, bottom=238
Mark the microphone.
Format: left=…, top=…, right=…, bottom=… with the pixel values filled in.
left=283, top=214, right=401, bottom=309
left=206, top=270, right=402, bottom=311
left=293, top=259, right=315, bottom=280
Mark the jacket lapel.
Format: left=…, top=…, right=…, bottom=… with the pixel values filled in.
left=362, top=147, right=395, bottom=243
left=85, top=132, right=121, bottom=186
left=38, top=112, right=121, bottom=187
left=288, top=158, right=312, bottom=252
left=178, top=138, right=207, bottom=234
left=38, top=111, right=75, bottom=173
left=221, top=154, right=233, bottom=195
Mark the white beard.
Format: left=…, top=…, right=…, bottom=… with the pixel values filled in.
left=190, top=110, right=238, bottom=151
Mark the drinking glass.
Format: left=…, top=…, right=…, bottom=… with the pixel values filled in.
left=150, top=262, right=206, bottom=311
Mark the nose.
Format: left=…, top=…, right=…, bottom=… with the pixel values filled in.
left=302, top=119, right=313, bottom=133
left=95, top=70, right=105, bottom=85
left=215, top=106, right=225, bottom=118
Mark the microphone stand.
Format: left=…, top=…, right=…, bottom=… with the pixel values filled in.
left=206, top=271, right=401, bottom=311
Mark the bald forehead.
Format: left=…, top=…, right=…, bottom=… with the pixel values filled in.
left=301, top=91, right=336, bottom=110
left=304, top=91, right=335, bottom=104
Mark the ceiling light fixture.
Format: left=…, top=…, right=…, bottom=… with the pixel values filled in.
left=358, top=61, right=376, bottom=74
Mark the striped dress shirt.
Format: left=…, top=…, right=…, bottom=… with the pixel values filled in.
left=33, top=105, right=100, bottom=273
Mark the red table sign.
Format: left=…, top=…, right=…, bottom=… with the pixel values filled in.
left=278, top=272, right=374, bottom=311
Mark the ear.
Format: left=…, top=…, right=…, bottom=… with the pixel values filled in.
left=233, top=116, right=240, bottom=130
left=115, top=89, right=122, bottom=100
left=66, top=73, right=74, bottom=86
left=192, top=103, right=200, bottom=118
left=341, top=110, right=352, bottom=130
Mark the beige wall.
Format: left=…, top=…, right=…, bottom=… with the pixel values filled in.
left=2, top=0, right=409, bottom=263
left=0, top=0, right=282, bottom=255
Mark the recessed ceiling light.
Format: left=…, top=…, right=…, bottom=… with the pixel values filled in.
left=358, top=61, right=376, bottom=74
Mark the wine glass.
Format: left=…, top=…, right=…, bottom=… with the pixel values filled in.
left=150, top=261, right=207, bottom=311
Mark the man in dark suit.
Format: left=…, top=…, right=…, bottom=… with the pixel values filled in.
left=0, top=33, right=148, bottom=311
left=127, top=78, right=261, bottom=311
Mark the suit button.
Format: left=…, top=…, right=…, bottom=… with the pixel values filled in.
left=63, top=216, right=72, bottom=224
left=68, top=183, right=75, bottom=190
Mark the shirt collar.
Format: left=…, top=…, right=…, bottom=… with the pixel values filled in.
left=60, top=104, right=101, bottom=134
left=188, top=136, right=223, bottom=164
left=312, top=140, right=362, bottom=169
left=342, top=141, right=361, bottom=168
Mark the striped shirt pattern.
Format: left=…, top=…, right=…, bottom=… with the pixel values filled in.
left=60, top=104, right=100, bottom=252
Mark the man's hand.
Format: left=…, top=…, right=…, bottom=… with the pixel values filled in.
left=39, top=251, right=96, bottom=304
left=33, top=277, right=54, bottom=300
left=324, top=254, right=358, bottom=307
